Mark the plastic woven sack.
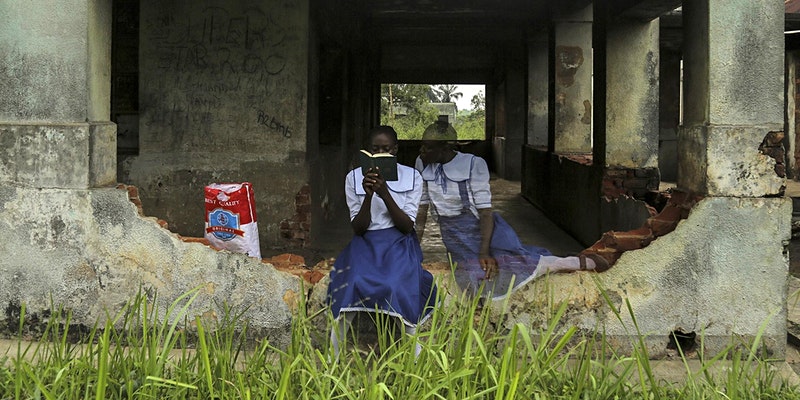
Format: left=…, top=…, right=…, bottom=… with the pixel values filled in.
left=204, top=182, right=261, bottom=259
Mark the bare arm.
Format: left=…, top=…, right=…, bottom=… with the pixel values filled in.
left=416, top=203, right=429, bottom=241
left=350, top=172, right=378, bottom=236
left=360, top=169, right=414, bottom=234
left=477, top=208, right=498, bottom=279
left=351, top=192, right=373, bottom=236
left=374, top=178, right=414, bottom=234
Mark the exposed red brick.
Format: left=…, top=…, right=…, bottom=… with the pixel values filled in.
left=304, top=270, right=325, bottom=284
left=763, top=131, right=784, bottom=146
left=560, top=153, right=593, bottom=165
left=267, top=253, right=307, bottom=269
left=647, top=218, right=677, bottom=236
left=582, top=189, right=704, bottom=272
left=280, top=184, right=313, bottom=249
left=179, top=236, right=211, bottom=246
left=654, top=205, right=683, bottom=221
left=117, top=184, right=146, bottom=215
left=609, top=228, right=654, bottom=251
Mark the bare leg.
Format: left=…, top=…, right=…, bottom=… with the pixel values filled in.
left=330, top=311, right=355, bottom=360
left=535, top=255, right=597, bottom=277
left=403, top=324, right=422, bottom=359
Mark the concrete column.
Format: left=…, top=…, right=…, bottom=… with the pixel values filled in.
left=500, top=45, right=527, bottom=181
left=0, top=0, right=116, bottom=189
left=553, top=5, right=593, bottom=154
left=680, top=0, right=784, bottom=196
left=658, top=47, right=681, bottom=182
left=605, top=19, right=659, bottom=168
left=527, top=31, right=549, bottom=149
left=787, top=51, right=800, bottom=179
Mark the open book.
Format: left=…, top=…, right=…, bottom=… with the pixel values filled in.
left=359, top=149, right=398, bottom=181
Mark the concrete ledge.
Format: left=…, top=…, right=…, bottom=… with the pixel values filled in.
left=0, top=186, right=301, bottom=347
left=88, top=121, right=117, bottom=187
left=500, top=196, right=791, bottom=359
left=679, top=124, right=784, bottom=197
left=0, top=123, right=97, bottom=189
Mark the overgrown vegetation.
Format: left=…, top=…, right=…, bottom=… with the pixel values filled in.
left=381, top=84, right=486, bottom=141
left=0, top=281, right=796, bottom=399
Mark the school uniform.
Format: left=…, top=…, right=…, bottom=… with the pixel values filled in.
left=328, top=164, right=436, bottom=327
left=415, top=152, right=552, bottom=300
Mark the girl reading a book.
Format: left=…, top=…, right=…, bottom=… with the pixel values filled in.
left=327, top=125, right=436, bottom=359
left=415, top=121, right=610, bottom=300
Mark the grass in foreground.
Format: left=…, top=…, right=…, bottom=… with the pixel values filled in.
left=0, top=283, right=797, bottom=399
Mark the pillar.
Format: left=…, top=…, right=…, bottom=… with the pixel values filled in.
left=0, top=0, right=116, bottom=189
left=658, top=47, right=681, bottom=182
left=680, top=0, right=784, bottom=196
left=499, top=44, right=527, bottom=180
left=674, top=0, right=787, bottom=358
left=528, top=30, right=549, bottom=149
left=605, top=19, right=660, bottom=169
left=553, top=4, right=593, bottom=154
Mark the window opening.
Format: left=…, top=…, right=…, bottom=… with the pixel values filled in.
left=380, top=83, right=486, bottom=141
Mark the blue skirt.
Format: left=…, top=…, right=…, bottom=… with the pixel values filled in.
left=438, top=212, right=552, bottom=299
left=328, top=227, right=437, bottom=327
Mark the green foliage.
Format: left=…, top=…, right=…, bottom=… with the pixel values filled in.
left=471, top=90, right=486, bottom=111
left=0, top=280, right=796, bottom=399
left=431, top=85, right=464, bottom=103
left=453, top=109, right=486, bottom=140
left=381, top=84, right=440, bottom=140
left=381, top=84, right=485, bottom=141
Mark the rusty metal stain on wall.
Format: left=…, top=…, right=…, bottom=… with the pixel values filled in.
left=555, top=45, right=584, bottom=87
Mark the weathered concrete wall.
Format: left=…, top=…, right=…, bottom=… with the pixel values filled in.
left=122, top=0, right=310, bottom=251
left=521, top=147, right=655, bottom=246
left=527, top=32, right=549, bottom=149
left=0, top=185, right=301, bottom=345
left=499, top=196, right=791, bottom=358
left=605, top=19, right=659, bottom=169
left=495, top=45, right=526, bottom=181
left=1, top=0, right=101, bottom=122
left=658, top=48, right=681, bottom=182
left=681, top=0, right=784, bottom=196
left=679, top=125, right=784, bottom=197
left=0, top=123, right=116, bottom=189
left=553, top=5, right=593, bottom=154
left=521, top=148, right=601, bottom=245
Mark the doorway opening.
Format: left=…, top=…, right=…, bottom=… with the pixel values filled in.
left=381, top=83, right=487, bottom=166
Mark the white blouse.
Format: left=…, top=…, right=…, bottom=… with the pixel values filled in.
left=345, top=164, right=423, bottom=231
left=415, top=152, right=492, bottom=219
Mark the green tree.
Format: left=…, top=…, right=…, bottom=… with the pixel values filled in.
left=381, top=84, right=439, bottom=140
left=470, top=90, right=486, bottom=112
left=451, top=90, right=486, bottom=140
left=431, top=84, right=464, bottom=103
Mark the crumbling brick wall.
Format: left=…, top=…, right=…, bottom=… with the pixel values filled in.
left=280, top=185, right=312, bottom=248
left=602, top=167, right=660, bottom=200
left=583, top=190, right=704, bottom=266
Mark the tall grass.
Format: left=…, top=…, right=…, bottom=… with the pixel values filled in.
left=0, top=281, right=797, bottom=399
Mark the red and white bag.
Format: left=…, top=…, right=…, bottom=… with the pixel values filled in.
left=204, top=182, right=261, bottom=259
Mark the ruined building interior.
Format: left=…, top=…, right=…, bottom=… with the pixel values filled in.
left=0, top=0, right=795, bottom=358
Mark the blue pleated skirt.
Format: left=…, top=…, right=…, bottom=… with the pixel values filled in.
left=438, top=211, right=552, bottom=299
left=328, top=227, right=437, bottom=327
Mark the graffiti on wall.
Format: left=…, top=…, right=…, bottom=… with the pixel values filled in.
left=141, top=4, right=300, bottom=148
